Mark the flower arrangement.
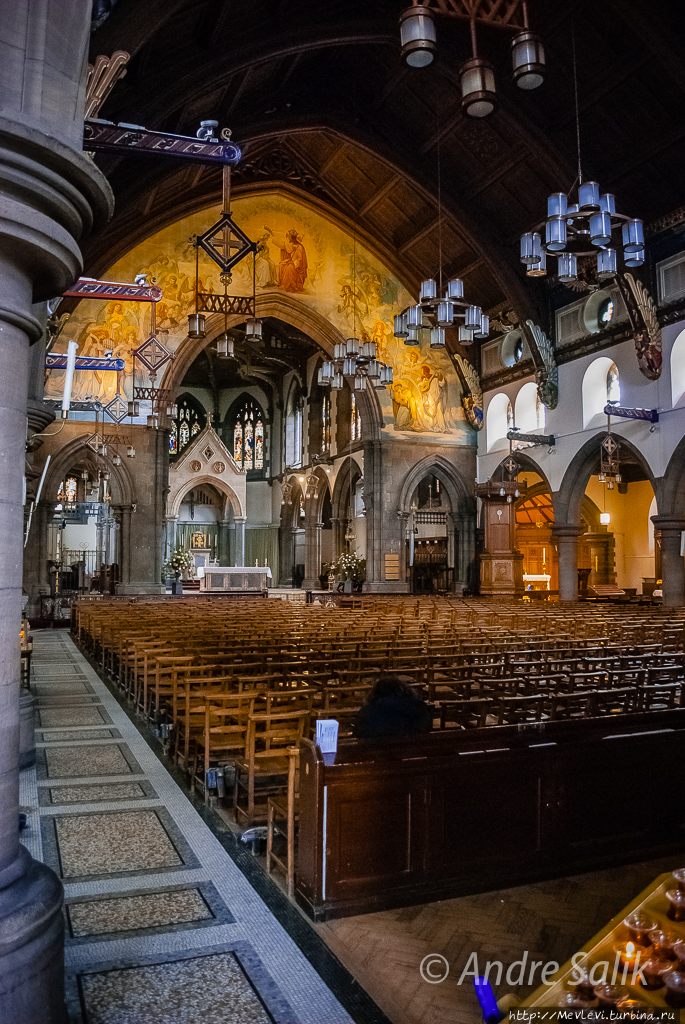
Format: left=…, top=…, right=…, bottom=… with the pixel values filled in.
left=162, top=546, right=195, bottom=581
left=323, top=553, right=366, bottom=583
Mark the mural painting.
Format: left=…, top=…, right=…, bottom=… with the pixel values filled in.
left=46, top=192, right=475, bottom=445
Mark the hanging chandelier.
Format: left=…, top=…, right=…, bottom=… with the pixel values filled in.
left=317, top=338, right=393, bottom=392
left=519, top=183, right=644, bottom=283
left=519, top=28, right=643, bottom=284
left=393, top=277, right=489, bottom=347
left=399, top=1, right=545, bottom=116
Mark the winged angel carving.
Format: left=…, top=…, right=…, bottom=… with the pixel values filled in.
left=525, top=320, right=558, bottom=409
left=624, top=273, right=662, bottom=380
left=455, top=355, right=483, bottom=430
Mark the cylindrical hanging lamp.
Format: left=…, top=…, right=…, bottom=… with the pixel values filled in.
left=245, top=318, right=262, bottom=340
left=346, top=337, right=360, bottom=356
left=399, top=5, right=437, bottom=67
left=624, top=247, right=644, bottom=267
left=547, top=193, right=568, bottom=218
left=465, top=305, right=482, bottom=329
left=406, top=305, right=423, bottom=329
left=527, top=248, right=547, bottom=277
left=546, top=216, right=567, bottom=251
left=188, top=313, right=206, bottom=339
left=436, top=301, right=454, bottom=327
left=622, top=218, right=644, bottom=253
left=557, top=253, right=578, bottom=281
left=459, top=56, right=497, bottom=117
left=590, top=212, right=612, bottom=246
left=405, top=328, right=420, bottom=346
left=430, top=327, right=445, bottom=348
left=520, top=231, right=542, bottom=265
left=394, top=313, right=408, bottom=338
left=511, top=31, right=545, bottom=90
left=597, top=248, right=617, bottom=279
left=578, top=181, right=600, bottom=210
left=420, top=279, right=437, bottom=301
left=445, top=277, right=464, bottom=299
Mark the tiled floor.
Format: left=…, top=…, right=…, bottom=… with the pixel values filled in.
left=23, top=631, right=684, bottom=1024
left=22, top=630, right=365, bottom=1024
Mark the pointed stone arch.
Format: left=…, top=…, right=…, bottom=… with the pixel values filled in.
left=398, top=454, right=474, bottom=515
left=160, top=292, right=383, bottom=442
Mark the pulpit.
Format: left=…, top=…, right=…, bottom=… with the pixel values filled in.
left=476, top=480, right=525, bottom=597
left=199, top=566, right=272, bottom=592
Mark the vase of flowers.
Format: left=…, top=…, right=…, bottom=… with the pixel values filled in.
left=323, top=553, right=366, bottom=592
left=162, top=546, right=195, bottom=593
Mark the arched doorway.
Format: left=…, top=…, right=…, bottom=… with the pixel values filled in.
left=408, top=472, right=451, bottom=593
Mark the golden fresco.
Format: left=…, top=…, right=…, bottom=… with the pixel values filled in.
left=46, top=191, right=474, bottom=443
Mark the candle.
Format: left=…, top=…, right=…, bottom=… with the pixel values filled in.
left=566, top=967, right=595, bottom=1000
left=673, top=868, right=685, bottom=892
left=616, top=997, right=650, bottom=1011
left=649, top=929, right=680, bottom=959
left=666, top=888, right=685, bottom=922
left=664, top=971, right=685, bottom=1009
left=640, top=957, right=674, bottom=990
left=623, top=912, right=658, bottom=945
left=613, top=940, right=648, bottom=973
left=558, top=992, right=595, bottom=1017
left=594, top=984, right=629, bottom=1008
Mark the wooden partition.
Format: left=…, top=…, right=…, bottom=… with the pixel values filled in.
left=297, top=709, right=685, bottom=920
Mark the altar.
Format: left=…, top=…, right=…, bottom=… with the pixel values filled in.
left=199, top=566, right=272, bottom=592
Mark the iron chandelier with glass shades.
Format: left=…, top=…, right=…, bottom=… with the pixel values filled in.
left=399, top=1, right=545, bottom=117
left=519, top=180, right=645, bottom=284
left=317, top=338, right=394, bottom=393
left=393, top=276, right=490, bottom=349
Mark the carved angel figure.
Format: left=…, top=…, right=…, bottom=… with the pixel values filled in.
left=525, top=320, right=559, bottom=410
left=455, top=355, right=484, bottom=430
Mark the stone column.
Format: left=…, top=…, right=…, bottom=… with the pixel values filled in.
left=218, top=519, right=231, bottom=566
left=459, top=512, right=477, bottom=593
left=651, top=515, right=685, bottom=608
left=113, top=505, right=133, bottom=586
left=234, top=516, right=246, bottom=567
left=279, top=523, right=295, bottom=586
left=115, top=427, right=166, bottom=594
left=553, top=524, right=582, bottom=603
left=165, top=515, right=178, bottom=561
left=330, top=516, right=345, bottom=560
left=0, top=1, right=112, bottom=1015
left=303, top=519, right=324, bottom=590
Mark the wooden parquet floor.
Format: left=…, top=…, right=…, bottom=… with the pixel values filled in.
left=315, top=854, right=683, bottom=1024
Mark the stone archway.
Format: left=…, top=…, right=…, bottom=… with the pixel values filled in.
left=397, top=455, right=476, bottom=594
left=553, top=432, right=658, bottom=602
left=160, top=293, right=384, bottom=443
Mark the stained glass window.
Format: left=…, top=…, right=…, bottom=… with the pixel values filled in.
left=255, top=419, right=264, bottom=469
left=170, top=394, right=207, bottom=460
left=231, top=398, right=266, bottom=472
left=66, top=477, right=77, bottom=503
left=322, top=393, right=330, bottom=452
left=607, top=362, right=620, bottom=404
left=351, top=392, right=362, bottom=442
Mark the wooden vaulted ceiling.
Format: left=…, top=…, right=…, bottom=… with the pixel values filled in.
left=88, top=0, right=685, bottom=334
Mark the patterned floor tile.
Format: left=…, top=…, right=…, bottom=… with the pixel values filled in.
left=50, top=782, right=146, bottom=804
left=55, top=810, right=182, bottom=877
left=78, top=953, right=271, bottom=1024
left=38, top=730, right=116, bottom=742
left=46, top=745, right=132, bottom=779
left=67, top=889, right=212, bottom=937
left=39, top=707, right=107, bottom=728
left=34, top=682, right=90, bottom=695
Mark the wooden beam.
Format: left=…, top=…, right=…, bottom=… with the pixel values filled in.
left=359, top=175, right=401, bottom=216
left=398, top=218, right=441, bottom=254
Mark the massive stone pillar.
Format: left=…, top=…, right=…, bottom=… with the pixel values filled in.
left=115, top=428, right=166, bottom=594
left=234, top=516, right=246, bottom=567
left=303, top=517, right=323, bottom=590
left=553, top=524, right=582, bottom=603
left=278, top=523, right=295, bottom=586
left=651, top=515, right=685, bottom=608
left=0, top=3, right=112, bottom=1019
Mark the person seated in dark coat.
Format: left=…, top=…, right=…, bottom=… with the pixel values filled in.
left=353, top=675, right=432, bottom=738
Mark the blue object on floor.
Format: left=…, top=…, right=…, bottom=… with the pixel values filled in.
left=474, top=977, right=503, bottom=1024
left=18, top=813, right=27, bottom=832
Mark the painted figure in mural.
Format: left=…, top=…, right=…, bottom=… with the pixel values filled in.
left=419, top=366, right=449, bottom=433
left=254, top=230, right=278, bottom=288
left=337, top=283, right=368, bottom=317
left=276, top=229, right=308, bottom=291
